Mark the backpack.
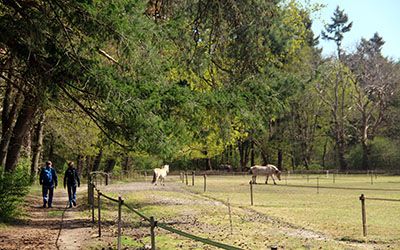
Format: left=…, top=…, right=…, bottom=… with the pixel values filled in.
left=42, top=167, right=53, bottom=186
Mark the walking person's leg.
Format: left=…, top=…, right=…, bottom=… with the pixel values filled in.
left=67, top=185, right=73, bottom=208
left=48, top=187, right=54, bottom=208
left=72, top=185, right=77, bottom=206
left=42, top=186, right=48, bottom=208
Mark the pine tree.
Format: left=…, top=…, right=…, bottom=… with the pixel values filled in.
left=321, top=6, right=353, bottom=59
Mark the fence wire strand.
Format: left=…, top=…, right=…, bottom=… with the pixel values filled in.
left=94, top=186, right=243, bottom=250
left=157, top=222, right=243, bottom=250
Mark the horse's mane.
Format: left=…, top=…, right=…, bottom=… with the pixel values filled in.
left=163, top=164, right=169, bottom=173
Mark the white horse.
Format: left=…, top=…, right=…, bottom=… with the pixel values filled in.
left=152, top=164, right=169, bottom=185
left=250, top=164, right=281, bottom=185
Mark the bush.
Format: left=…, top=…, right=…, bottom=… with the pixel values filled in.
left=347, top=137, right=400, bottom=170
left=0, top=168, right=30, bottom=222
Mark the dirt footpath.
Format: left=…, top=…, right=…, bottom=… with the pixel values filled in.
left=0, top=187, right=92, bottom=250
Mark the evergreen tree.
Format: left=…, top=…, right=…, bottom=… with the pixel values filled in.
left=321, top=6, right=352, bottom=59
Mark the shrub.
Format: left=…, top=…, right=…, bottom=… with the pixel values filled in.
left=0, top=168, right=30, bottom=222
left=347, top=137, right=400, bottom=170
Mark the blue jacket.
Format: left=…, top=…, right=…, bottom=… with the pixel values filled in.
left=39, top=166, right=58, bottom=188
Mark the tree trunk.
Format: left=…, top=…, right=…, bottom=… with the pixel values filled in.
left=85, top=155, right=93, bottom=177
left=277, top=149, right=283, bottom=170
left=238, top=139, right=251, bottom=171
left=48, top=133, right=55, bottom=161
left=0, top=90, right=22, bottom=167
left=203, top=150, right=212, bottom=170
left=206, top=157, right=212, bottom=170
left=250, top=139, right=255, bottom=167
left=322, top=138, right=328, bottom=168
left=30, top=113, right=45, bottom=178
left=337, top=137, right=347, bottom=172
left=105, top=158, right=116, bottom=173
left=238, top=140, right=244, bottom=171
left=92, top=148, right=103, bottom=171
left=291, top=150, right=295, bottom=172
left=361, top=140, right=370, bottom=170
left=77, top=155, right=84, bottom=174
left=122, top=156, right=132, bottom=171
left=21, top=128, right=32, bottom=159
left=260, top=149, right=268, bottom=166
left=5, top=97, right=38, bottom=172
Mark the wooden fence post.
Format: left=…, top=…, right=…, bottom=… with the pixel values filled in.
left=98, top=191, right=101, bottom=237
left=203, top=174, right=207, bottom=192
left=117, top=196, right=123, bottom=250
left=359, top=194, right=367, bottom=236
left=91, top=184, right=95, bottom=224
left=185, top=172, right=188, bottom=185
left=370, top=174, right=373, bottom=185
left=249, top=181, right=254, bottom=206
left=105, top=174, right=109, bottom=186
left=192, top=171, right=195, bottom=186
left=150, top=216, right=156, bottom=250
left=87, top=175, right=91, bottom=205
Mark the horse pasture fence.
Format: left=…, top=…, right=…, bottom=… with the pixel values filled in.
left=88, top=181, right=245, bottom=250
left=359, top=194, right=400, bottom=237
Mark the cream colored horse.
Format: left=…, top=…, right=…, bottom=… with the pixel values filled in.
left=152, top=164, right=169, bottom=185
left=250, top=164, right=281, bottom=185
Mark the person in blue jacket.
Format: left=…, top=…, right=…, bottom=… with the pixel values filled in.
left=39, top=161, right=58, bottom=208
left=64, top=161, right=80, bottom=208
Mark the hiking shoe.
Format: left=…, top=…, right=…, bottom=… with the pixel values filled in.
left=48, top=205, right=52, bottom=208
left=72, top=201, right=76, bottom=206
left=42, top=204, right=46, bottom=208
left=68, top=204, right=73, bottom=208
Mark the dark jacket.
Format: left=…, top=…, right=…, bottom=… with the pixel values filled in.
left=39, top=166, right=58, bottom=188
left=64, top=167, right=80, bottom=187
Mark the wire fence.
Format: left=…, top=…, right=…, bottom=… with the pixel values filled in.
left=179, top=171, right=400, bottom=238
left=359, top=194, right=400, bottom=236
left=88, top=172, right=244, bottom=250
left=89, top=170, right=400, bottom=247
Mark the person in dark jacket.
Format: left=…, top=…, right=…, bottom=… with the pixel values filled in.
left=39, top=161, right=58, bottom=208
left=64, top=161, right=80, bottom=208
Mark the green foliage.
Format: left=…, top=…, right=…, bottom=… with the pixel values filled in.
left=0, top=166, right=30, bottom=221
left=347, top=137, right=400, bottom=170
left=321, top=6, right=352, bottom=55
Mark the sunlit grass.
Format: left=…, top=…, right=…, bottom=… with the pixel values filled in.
left=87, top=174, right=400, bottom=249
left=187, top=174, right=400, bottom=244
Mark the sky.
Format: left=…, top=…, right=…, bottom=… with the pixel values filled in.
left=305, top=0, right=400, bottom=60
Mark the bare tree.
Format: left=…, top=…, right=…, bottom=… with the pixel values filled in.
left=345, top=33, right=400, bottom=170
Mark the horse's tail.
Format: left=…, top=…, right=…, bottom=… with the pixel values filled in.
left=152, top=171, right=157, bottom=183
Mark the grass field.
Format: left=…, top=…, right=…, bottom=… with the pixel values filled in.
left=93, top=173, right=400, bottom=249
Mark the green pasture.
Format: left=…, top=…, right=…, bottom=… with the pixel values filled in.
left=92, top=174, right=400, bottom=249
left=187, top=174, right=400, bottom=242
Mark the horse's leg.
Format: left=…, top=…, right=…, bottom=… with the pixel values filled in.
left=272, top=175, right=276, bottom=185
left=265, top=174, right=269, bottom=184
left=252, top=175, right=256, bottom=184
